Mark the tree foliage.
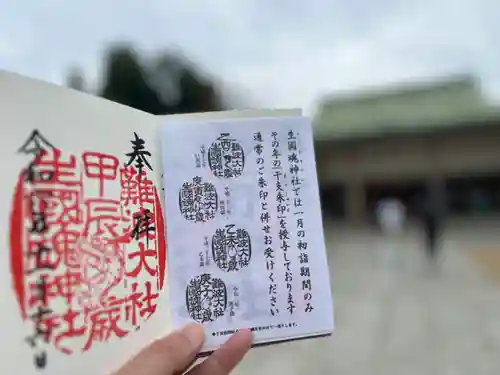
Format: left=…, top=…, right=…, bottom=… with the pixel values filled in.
left=86, top=44, right=225, bottom=114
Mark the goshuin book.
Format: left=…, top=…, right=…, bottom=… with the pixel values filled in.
left=0, top=71, right=334, bottom=375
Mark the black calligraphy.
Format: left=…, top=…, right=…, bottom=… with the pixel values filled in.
left=272, top=132, right=296, bottom=315
left=125, top=132, right=153, bottom=177
left=19, top=129, right=56, bottom=369
left=18, top=130, right=55, bottom=156
left=193, top=144, right=207, bottom=169
left=219, top=186, right=231, bottom=216
left=212, top=224, right=251, bottom=272
left=288, top=130, right=313, bottom=313
left=226, top=286, right=240, bottom=321
left=178, top=177, right=218, bottom=222
left=199, top=236, right=212, bottom=267
left=185, top=274, right=227, bottom=323
left=254, top=132, right=279, bottom=316
left=130, top=208, right=156, bottom=248
left=208, top=133, right=245, bottom=179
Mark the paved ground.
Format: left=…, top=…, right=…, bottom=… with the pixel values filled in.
left=233, top=218, right=500, bottom=375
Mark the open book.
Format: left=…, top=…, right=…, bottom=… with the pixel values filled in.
left=0, top=71, right=334, bottom=374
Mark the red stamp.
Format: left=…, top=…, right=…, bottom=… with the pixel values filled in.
left=9, top=131, right=166, bottom=369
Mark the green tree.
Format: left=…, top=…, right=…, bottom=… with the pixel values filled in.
left=99, top=44, right=167, bottom=114
left=177, top=68, right=223, bottom=113
left=90, top=44, right=224, bottom=114
left=149, top=51, right=224, bottom=113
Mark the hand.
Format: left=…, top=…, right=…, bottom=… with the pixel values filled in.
left=114, top=324, right=252, bottom=375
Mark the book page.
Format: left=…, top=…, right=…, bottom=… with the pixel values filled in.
left=161, top=116, right=334, bottom=352
left=0, top=71, right=169, bottom=375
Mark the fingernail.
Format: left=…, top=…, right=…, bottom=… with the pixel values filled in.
left=181, top=323, right=205, bottom=347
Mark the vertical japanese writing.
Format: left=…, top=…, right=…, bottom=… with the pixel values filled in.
left=224, top=186, right=231, bottom=215
left=208, top=133, right=245, bottom=178
left=212, top=224, right=251, bottom=272
left=9, top=130, right=167, bottom=367
left=199, top=236, right=211, bottom=267
left=185, top=274, right=227, bottom=323
left=178, top=177, right=218, bottom=222
left=200, top=145, right=207, bottom=168
left=254, top=132, right=278, bottom=316
left=193, top=144, right=207, bottom=169
left=232, top=286, right=240, bottom=316
left=219, top=186, right=231, bottom=217
left=125, top=132, right=153, bottom=177
left=122, top=133, right=163, bottom=292
left=272, top=132, right=295, bottom=315
left=287, top=130, right=313, bottom=313
left=17, top=130, right=56, bottom=369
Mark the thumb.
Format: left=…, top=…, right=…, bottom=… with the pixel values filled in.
left=113, top=324, right=205, bottom=375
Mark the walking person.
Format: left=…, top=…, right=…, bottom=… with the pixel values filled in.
left=375, top=197, right=406, bottom=269
left=375, top=197, right=406, bottom=234
left=423, top=204, right=439, bottom=259
left=420, top=184, right=444, bottom=261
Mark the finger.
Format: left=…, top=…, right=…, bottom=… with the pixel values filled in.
left=188, top=329, right=252, bottom=375
left=114, top=323, right=205, bottom=375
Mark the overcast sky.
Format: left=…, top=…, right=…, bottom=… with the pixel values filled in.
left=1, top=0, right=499, bottom=114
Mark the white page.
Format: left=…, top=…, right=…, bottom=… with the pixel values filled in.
left=0, top=71, right=306, bottom=374
left=0, top=71, right=170, bottom=375
left=161, top=116, right=334, bottom=352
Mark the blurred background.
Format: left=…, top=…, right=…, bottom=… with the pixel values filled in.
left=2, top=0, right=500, bottom=373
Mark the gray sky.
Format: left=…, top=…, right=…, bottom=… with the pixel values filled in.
left=1, top=0, right=499, bottom=113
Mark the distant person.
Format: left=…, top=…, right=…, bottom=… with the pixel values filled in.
left=420, top=190, right=443, bottom=260
left=375, top=197, right=406, bottom=234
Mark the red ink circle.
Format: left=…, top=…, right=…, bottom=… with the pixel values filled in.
left=9, top=149, right=167, bottom=355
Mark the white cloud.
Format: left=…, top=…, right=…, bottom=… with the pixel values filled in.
left=0, top=0, right=499, bottom=114
left=223, top=0, right=500, bottom=113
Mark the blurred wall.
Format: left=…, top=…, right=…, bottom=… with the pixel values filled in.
left=316, top=124, right=500, bottom=222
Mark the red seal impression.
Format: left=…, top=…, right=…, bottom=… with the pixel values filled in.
left=9, top=131, right=166, bottom=368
